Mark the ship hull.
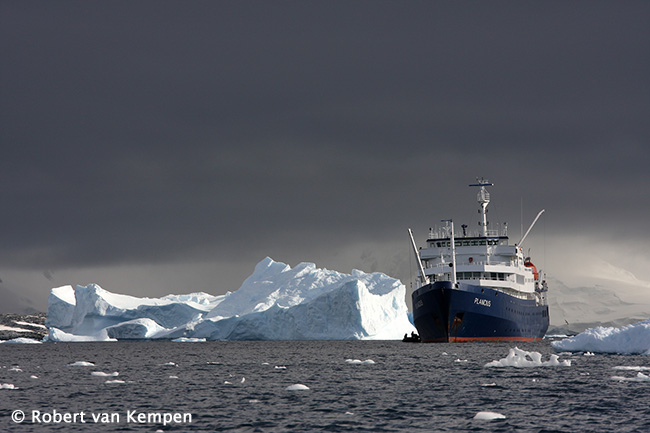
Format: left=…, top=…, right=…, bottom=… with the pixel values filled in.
left=412, top=281, right=549, bottom=343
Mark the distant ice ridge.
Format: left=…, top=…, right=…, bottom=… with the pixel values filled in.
left=45, top=257, right=415, bottom=341
left=551, top=318, right=650, bottom=355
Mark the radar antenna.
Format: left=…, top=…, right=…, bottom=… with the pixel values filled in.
left=469, top=178, right=493, bottom=237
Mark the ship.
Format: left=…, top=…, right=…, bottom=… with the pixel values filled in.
left=408, top=179, right=549, bottom=342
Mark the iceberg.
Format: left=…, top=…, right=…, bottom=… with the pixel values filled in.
left=45, top=257, right=415, bottom=341
left=473, top=411, right=506, bottom=420
left=551, top=318, right=650, bottom=355
left=484, top=347, right=571, bottom=367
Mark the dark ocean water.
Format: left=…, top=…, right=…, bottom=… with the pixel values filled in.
left=1, top=340, right=649, bottom=432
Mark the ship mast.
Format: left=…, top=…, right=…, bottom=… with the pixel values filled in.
left=442, top=219, right=457, bottom=286
left=469, top=178, right=493, bottom=237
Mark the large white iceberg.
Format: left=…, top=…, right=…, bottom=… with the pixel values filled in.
left=551, top=318, right=650, bottom=355
left=45, top=284, right=223, bottom=341
left=45, top=257, right=415, bottom=341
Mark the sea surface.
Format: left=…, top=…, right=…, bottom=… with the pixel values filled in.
left=1, top=340, right=649, bottom=432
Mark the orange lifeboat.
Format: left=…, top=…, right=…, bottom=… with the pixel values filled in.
left=524, top=257, right=539, bottom=280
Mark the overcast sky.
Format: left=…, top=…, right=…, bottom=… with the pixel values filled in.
left=1, top=1, right=649, bottom=313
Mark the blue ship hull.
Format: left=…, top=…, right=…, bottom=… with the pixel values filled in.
left=412, top=281, right=549, bottom=342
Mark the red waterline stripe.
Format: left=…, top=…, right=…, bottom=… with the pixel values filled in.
left=450, top=336, right=543, bottom=342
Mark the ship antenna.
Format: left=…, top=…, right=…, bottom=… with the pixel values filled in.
left=518, top=209, right=545, bottom=247
left=469, top=178, right=493, bottom=237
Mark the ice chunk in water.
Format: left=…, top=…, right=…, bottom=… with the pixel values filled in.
left=473, top=411, right=506, bottom=420
left=485, top=347, right=571, bottom=367
left=285, top=384, right=310, bottom=391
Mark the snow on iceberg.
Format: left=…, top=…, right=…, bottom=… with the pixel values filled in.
left=45, top=257, right=415, bottom=341
left=485, top=347, right=571, bottom=367
left=551, top=318, right=650, bottom=355
left=106, top=318, right=167, bottom=340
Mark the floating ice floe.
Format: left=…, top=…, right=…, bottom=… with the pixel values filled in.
left=0, top=324, right=34, bottom=333
left=0, top=337, right=42, bottom=344
left=345, top=359, right=375, bottom=364
left=0, top=383, right=18, bottom=390
left=105, top=379, right=126, bottom=384
left=610, top=372, right=650, bottom=382
left=45, top=258, right=415, bottom=341
left=14, top=321, right=47, bottom=329
left=551, top=318, right=650, bottom=355
left=484, top=347, right=571, bottom=368
left=68, top=361, right=95, bottom=367
left=473, top=411, right=506, bottom=420
left=612, top=366, right=650, bottom=371
left=285, top=384, right=310, bottom=391
left=91, top=371, right=119, bottom=377
left=159, top=362, right=177, bottom=367
left=9, top=367, right=22, bottom=372
left=171, top=337, right=206, bottom=342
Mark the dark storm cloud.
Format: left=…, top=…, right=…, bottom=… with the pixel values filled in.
left=1, top=1, right=649, bottom=273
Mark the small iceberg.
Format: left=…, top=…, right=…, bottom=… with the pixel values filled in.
left=1, top=383, right=18, bottom=390
left=68, top=361, right=95, bottom=367
left=473, top=411, right=506, bottom=420
left=345, top=359, right=375, bottom=365
left=285, top=384, right=310, bottom=391
left=91, top=371, right=119, bottom=377
left=105, top=379, right=126, bottom=384
left=485, top=347, right=571, bottom=368
left=611, top=372, right=650, bottom=382
left=551, top=319, right=650, bottom=355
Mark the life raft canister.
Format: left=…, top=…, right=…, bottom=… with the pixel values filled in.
left=524, top=257, right=539, bottom=280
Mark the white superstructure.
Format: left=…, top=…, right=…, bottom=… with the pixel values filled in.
left=411, top=179, right=547, bottom=305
